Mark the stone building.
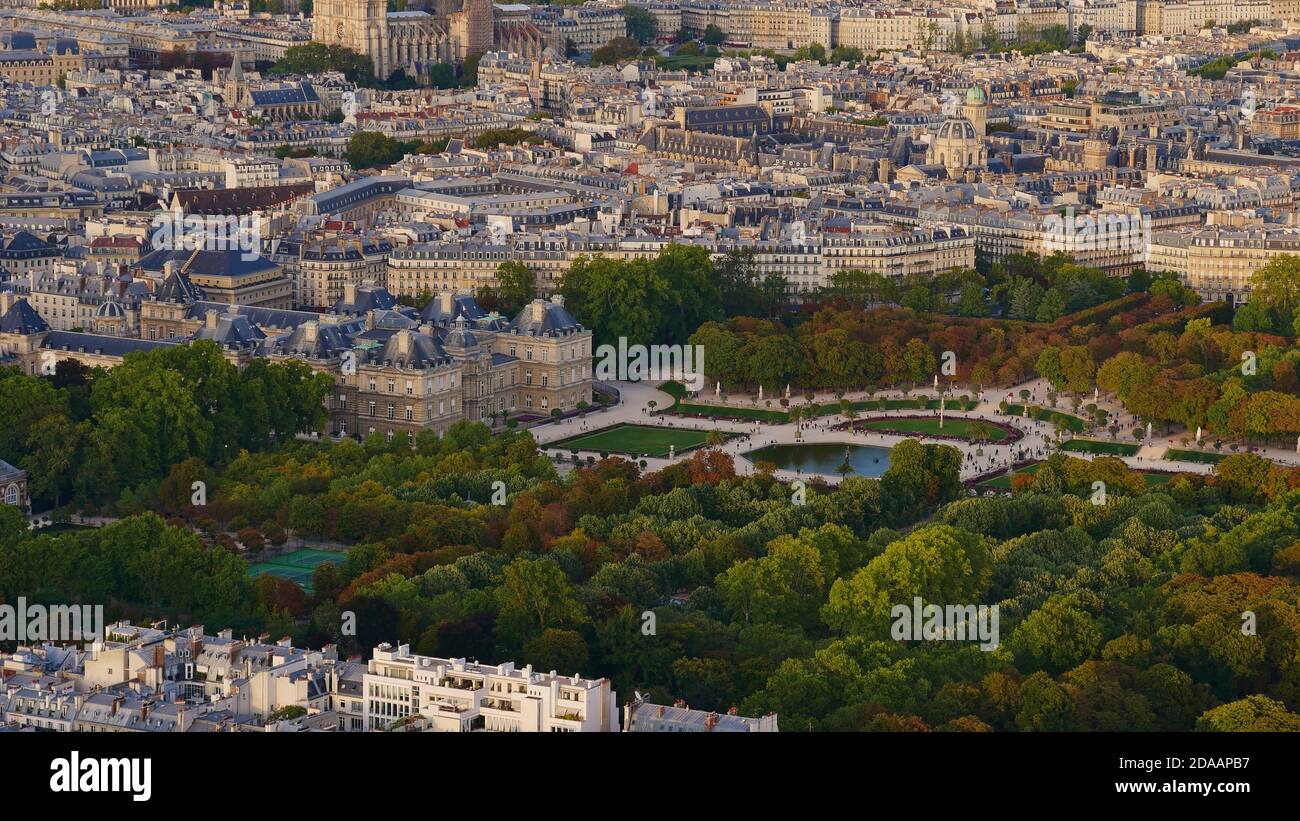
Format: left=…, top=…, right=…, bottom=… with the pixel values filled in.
left=313, top=0, right=494, bottom=80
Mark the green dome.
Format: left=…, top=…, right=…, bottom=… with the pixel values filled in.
left=965, top=85, right=986, bottom=105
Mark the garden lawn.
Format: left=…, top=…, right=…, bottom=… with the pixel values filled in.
left=976, top=462, right=1042, bottom=490
left=1005, top=405, right=1086, bottom=432
left=671, top=403, right=789, bottom=422
left=553, top=424, right=717, bottom=457
left=1059, top=439, right=1140, bottom=456
left=1164, top=448, right=1226, bottom=464
left=860, top=417, right=1008, bottom=441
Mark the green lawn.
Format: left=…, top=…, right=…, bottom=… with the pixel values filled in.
left=976, top=463, right=1042, bottom=490
left=815, top=398, right=979, bottom=415
left=860, top=417, right=1008, bottom=441
left=1059, top=439, right=1140, bottom=456
left=1164, top=448, right=1226, bottom=464
left=1005, top=405, right=1086, bottom=432
left=553, top=424, right=718, bottom=457
left=671, top=403, right=790, bottom=423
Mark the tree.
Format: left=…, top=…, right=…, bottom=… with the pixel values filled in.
left=271, top=43, right=373, bottom=85
left=717, top=535, right=827, bottom=628
left=702, top=24, right=726, bottom=46
left=477, top=260, right=536, bottom=316
left=792, top=42, right=827, bottom=64
left=460, top=52, right=482, bottom=87
left=1196, top=696, right=1300, bottom=731
left=1009, top=595, right=1101, bottom=674
left=822, top=525, right=991, bottom=637
left=623, top=5, right=658, bottom=45
left=1250, top=254, right=1300, bottom=327
left=24, top=413, right=80, bottom=508
left=495, top=557, right=585, bottom=650
left=523, top=628, right=590, bottom=674
left=345, top=131, right=407, bottom=169
left=426, top=63, right=457, bottom=89
left=591, top=37, right=642, bottom=66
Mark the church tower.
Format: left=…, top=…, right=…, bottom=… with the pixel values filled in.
left=314, top=0, right=391, bottom=79
left=963, top=85, right=987, bottom=137
left=225, top=52, right=250, bottom=109
left=451, top=0, right=494, bottom=62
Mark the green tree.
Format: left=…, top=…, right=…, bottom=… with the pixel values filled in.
left=523, top=628, right=590, bottom=674
left=1250, top=254, right=1300, bottom=327
left=495, top=557, right=585, bottom=650
left=822, top=525, right=991, bottom=637
left=623, top=5, right=658, bottom=45
left=478, top=260, right=537, bottom=316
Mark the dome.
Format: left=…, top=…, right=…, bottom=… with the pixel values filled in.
left=96, top=299, right=125, bottom=318
left=965, top=85, right=986, bottom=105
left=442, top=317, right=478, bottom=350
left=937, top=118, right=977, bottom=140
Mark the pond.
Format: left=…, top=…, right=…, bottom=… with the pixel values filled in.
left=744, top=442, right=892, bottom=478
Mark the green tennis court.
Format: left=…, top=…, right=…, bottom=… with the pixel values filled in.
left=249, top=548, right=344, bottom=591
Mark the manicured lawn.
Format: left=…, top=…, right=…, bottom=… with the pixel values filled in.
left=1143, top=473, right=1177, bottom=486
left=820, top=398, right=979, bottom=414
left=672, top=403, right=790, bottom=423
left=1059, top=439, right=1140, bottom=456
left=976, top=463, right=1042, bottom=490
left=656, top=380, right=687, bottom=401
left=860, top=417, right=1008, bottom=441
left=1005, top=405, right=1086, bottom=432
left=1164, top=448, right=1226, bottom=464
left=553, top=424, right=718, bottom=457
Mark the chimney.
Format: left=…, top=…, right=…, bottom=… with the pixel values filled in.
left=343, top=282, right=357, bottom=308
left=0, top=291, right=14, bottom=315
left=531, top=300, right=545, bottom=322
left=439, top=291, right=454, bottom=314
left=163, top=259, right=177, bottom=279
left=205, top=309, right=219, bottom=329
left=303, top=320, right=318, bottom=343
left=549, top=294, right=564, bottom=307
left=396, top=330, right=411, bottom=354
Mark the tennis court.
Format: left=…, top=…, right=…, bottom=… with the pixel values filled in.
left=248, top=548, right=344, bottom=591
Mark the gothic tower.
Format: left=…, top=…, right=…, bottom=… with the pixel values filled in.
left=225, top=52, right=250, bottom=109
left=314, top=0, right=391, bottom=79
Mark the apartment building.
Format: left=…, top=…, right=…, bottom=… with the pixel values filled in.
left=624, top=693, right=778, bottom=732
left=1148, top=226, right=1300, bottom=305
left=359, top=643, right=619, bottom=732
left=270, top=234, right=393, bottom=309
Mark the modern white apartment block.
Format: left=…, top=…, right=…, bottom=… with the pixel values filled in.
left=360, top=642, right=619, bottom=732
